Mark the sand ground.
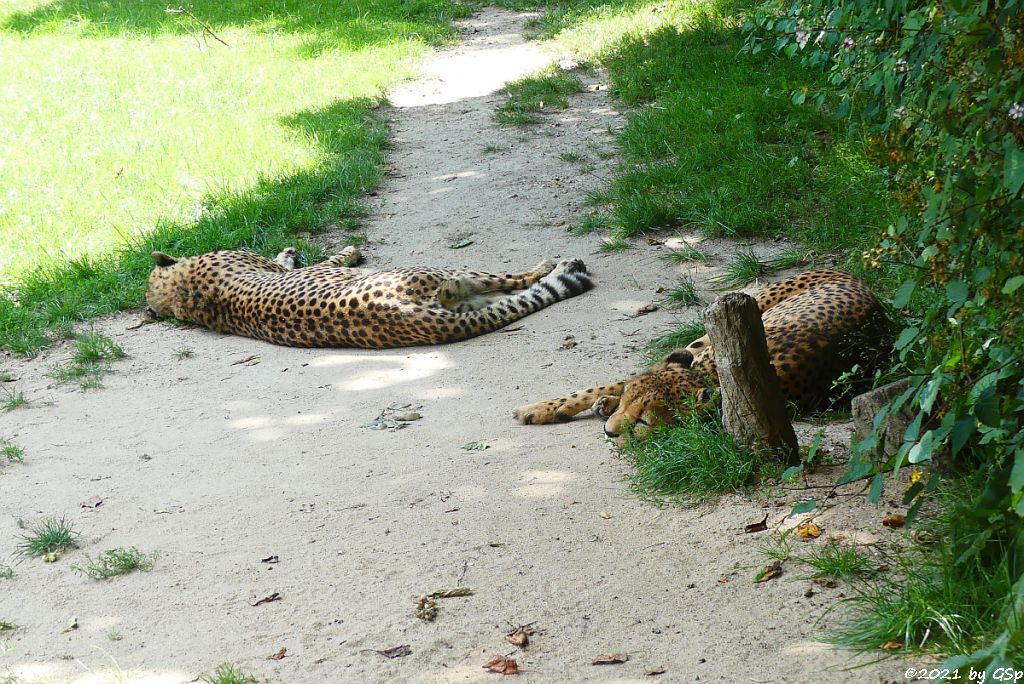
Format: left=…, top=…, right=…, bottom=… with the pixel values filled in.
left=1, top=8, right=916, bottom=683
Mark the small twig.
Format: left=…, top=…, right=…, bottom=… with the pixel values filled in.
left=165, top=7, right=230, bottom=47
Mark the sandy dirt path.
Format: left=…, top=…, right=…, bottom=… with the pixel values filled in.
left=1, top=8, right=910, bottom=683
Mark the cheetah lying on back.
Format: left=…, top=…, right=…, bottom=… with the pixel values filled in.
left=145, top=247, right=592, bottom=348
left=514, top=270, right=891, bottom=441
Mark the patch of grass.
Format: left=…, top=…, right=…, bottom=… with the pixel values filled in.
left=1, top=438, right=24, bottom=464
left=0, top=0, right=471, bottom=355
left=766, top=247, right=813, bottom=271
left=559, top=151, right=588, bottom=163
left=0, top=621, right=15, bottom=633
left=175, top=348, right=195, bottom=360
left=0, top=565, right=13, bottom=579
left=482, top=143, right=507, bottom=154
left=496, top=67, right=584, bottom=126
left=598, top=236, right=634, bottom=252
left=661, top=275, right=701, bottom=308
left=108, top=629, right=123, bottom=641
left=713, top=249, right=771, bottom=289
left=15, top=515, right=79, bottom=558
left=1, top=387, right=28, bottom=411
left=573, top=214, right=613, bottom=234
left=203, top=664, right=258, bottom=684
left=831, top=487, right=1021, bottom=660
left=645, top=320, right=706, bottom=364
left=759, top=532, right=794, bottom=563
left=799, top=541, right=875, bottom=581
left=74, top=547, right=156, bottom=580
left=660, top=243, right=710, bottom=264
left=0, top=371, right=15, bottom=382
left=623, top=412, right=780, bottom=503
left=49, top=331, right=127, bottom=389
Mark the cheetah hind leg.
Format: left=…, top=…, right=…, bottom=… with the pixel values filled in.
left=513, top=381, right=626, bottom=425
left=324, top=246, right=362, bottom=267
left=438, top=259, right=556, bottom=312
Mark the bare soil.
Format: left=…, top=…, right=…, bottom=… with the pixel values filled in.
left=1, top=9, right=913, bottom=683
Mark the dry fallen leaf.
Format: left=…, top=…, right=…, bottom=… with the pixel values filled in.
left=505, top=625, right=534, bottom=648
left=252, top=592, right=282, bottom=607
left=599, top=511, right=613, bottom=520
left=754, top=561, right=783, bottom=583
left=298, top=503, right=315, bottom=513
left=376, top=645, right=412, bottom=659
left=483, top=655, right=518, bottom=675
left=80, top=496, right=103, bottom=509
left=812, top=578, right=837, bottom=589
left=646, top=667, right=667, bottom=676
left=881, top=641, right=903, bottom=651
left=632, top=303, right=659, bottom=317
left=795, top=522, right=822, bottom=539
left=717, top=576, right=729, bottom=585
left=593, top=653, right=629, bottom=665
left=430, top=587, right=473, bottom=598
left=260, top=555, right=279, bottom=564
left=882, top=514, right=906, bottom=528
left=744, top=513, right=769, bottom=534
left=267, top=647, right=287, bottom=660
left=414, top=595, right=438, bottom=622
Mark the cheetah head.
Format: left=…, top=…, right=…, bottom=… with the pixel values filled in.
left=145, top=251, right=186, bottom=318
left=603, top=350, right=713, bottom=442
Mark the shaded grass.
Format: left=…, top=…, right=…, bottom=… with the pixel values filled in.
left=660, top=243, right=710, bottom=264
left=0, top=0, right=469, bottom=354
left=16, top=515, right=79, bottom=558
left=712, top=249, right=771, bottom=289
left=644, top=320, right=706, bottom=364
left=597, top=236, right=633, bottom=252
left=622, top=412, right=780, bottom=503
left=661, top=275, right=701, bottom=308
left=496, top=67, right=584, bottom=125
left=74, top=547, right=156, bottom=580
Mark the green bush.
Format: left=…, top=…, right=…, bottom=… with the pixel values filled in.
left=748, top=0, right=1024, bottom=668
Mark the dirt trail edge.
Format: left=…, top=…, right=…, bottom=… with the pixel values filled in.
left=2, top=9, right=906, bottom=683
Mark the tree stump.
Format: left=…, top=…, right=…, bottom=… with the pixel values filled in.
left=705, top=293, right=800, bottom=465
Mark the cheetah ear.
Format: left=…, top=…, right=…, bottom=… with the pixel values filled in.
left=664, top=349, right=694, bottom=369
left=151, top=251, right=178, bottom=267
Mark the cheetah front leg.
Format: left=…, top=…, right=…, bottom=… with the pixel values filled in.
left=513, top=381, right=627, bottom=425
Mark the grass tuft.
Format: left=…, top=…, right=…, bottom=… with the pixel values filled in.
left=49, top=331, right=126, bottom=389
left=598, top=236, right=634, bottom=252
left=645, top=320, right=706, bottom=364
left=175, top=348, right=195, bottom=360
left=203, top=664, right=258, bottom=684
left=799, top=541, right=875, bottom=581
left=622, top=412, right=780, bottom=503
left=574, top=214, right=613, bottom=234
left=661, top=275, right=701, bottom=308
left=660, top=243, right=710, bottom=264
left=1, top=437, right=24, bottom=464
left=1, top=387, right=28, bottom=411
left=0, top=620, right=16, bottom=632
left=16, top=515, right=79, bottom=558
left=766, top=247, right=813, bottom=271
left=496, top=67, right=584, bottom=126
left=713, top=249, right=771, bottom=289
left=482, top=143, right=507, bottom=154
left=74, top=547, right=156, bottom=580
left=0, top=565, right=14, bottom=579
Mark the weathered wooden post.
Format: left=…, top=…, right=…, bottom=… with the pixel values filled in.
left=704, top=292, right=800, bottom=466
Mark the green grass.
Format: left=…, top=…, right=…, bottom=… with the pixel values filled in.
left=559, top=151, right=588, bottom=163
left=0, top=371, right=15, bottom=382
left=574, top=213, right=613, bottom=234
left=0, top=565, right=14, bottom=579
left=660, top=243, right=710, bottom=264
left=74, top=547, right=156, bottom=580
left=830, top=489, right=1022, bottom=661
left=597, top=236, right=634, bottom=252
left=0, top=621, right=16, bottom=632
left=661, top=275, right=701, bottom=308
left=799, top=542, right=875, bottom=581
left=645, top=320, right=706, bottom=364
left=16, top=515, right=79, bottom=558
left=537, top=0, right=896, bottom=254
left=1, top=387, right=28, bottom=411
left=713, top=249, right=771, bottom=289
left=175, top=348, right=195, bottom=360
left=766, top=247, right=813, bottom=271
left=482, top=143, right=507, bottom=154
left=49, top=330, right=126, bottom=389
left=0, top=0, right=470, bottom=355
left=496, top=67, right=584, bottom=125
left=203, top=664, right=257, bottom=684
left=622, top=412, right=780, bottom=503
left=1, top=437, right=25, bottom=464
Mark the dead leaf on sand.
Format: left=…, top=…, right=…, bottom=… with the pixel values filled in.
left=754, top=561, right=783, bottom=583
left=593, top=653, right=629, bottom=665
left=881, top=641, right=903, bottom=651
left=505, top=624, right=536, bottom=648
left=795, top=521, right=822, bottom=539
left=429, top=587, right=473, bottom=598
left=267, top=647, right=287, bottom=660
left=483, top=655, right=518, bottom=674
left=251, top=592, right=282, bottom=607
left=632, top=303, right=659, bottom=317
left=230, top=355, right=260, bottom=367
left=646, top=667, right=667, bottom=676
left=744, top=513, right=769, bottom=533
left=376, top=645, right=412, bottom=659
left=882, top=514, right=906, bottom=528
left=260, top=555, right=279, bottom=564
left=80, top=496, right=103, bottom=509
left=812, top=578, right=837, bottom=589
left=599, top=511, right=613, bottom=520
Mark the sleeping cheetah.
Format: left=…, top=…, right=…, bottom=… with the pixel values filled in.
left=513, top=270, right=891, bottom=440
left=145, top=247, right=593, bottom=348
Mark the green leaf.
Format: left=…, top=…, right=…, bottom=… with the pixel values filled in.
left=951, top=416, right=975, bottom=456
left=868, top=472, right=884, bottom=503
left=460, top=441, right=489, bottom=451
left=791, top=90, right=806, bottom=105
left=891, top=279, right=917, bottom=308
left=1003, top=275, right=1024, bottom=294
left=789, top=500, right=816, bottom=516
left=1009, top=448, right=1024, bottom=494
left=781, top=465, right=804, bottom=483
left=974, top=386, right=1001, bottom=428
left=908, top=430, right=936, bottom=464
left=903, top=482, right=924, bottom=505
left=895, top=326, right=920, bottom=351
left=1004, top=138, right=1024, bottom=196
left=946, top=279, right=968, bottom=304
